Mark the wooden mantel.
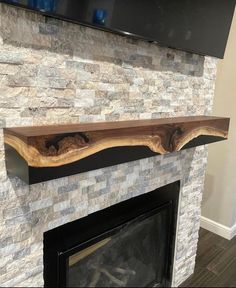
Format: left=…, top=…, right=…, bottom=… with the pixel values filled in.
left=4, top=116, right=230, bottom=184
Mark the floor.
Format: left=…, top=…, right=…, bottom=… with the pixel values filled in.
left=181, top=228, right=236, bottom=287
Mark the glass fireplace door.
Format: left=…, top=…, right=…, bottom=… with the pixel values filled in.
left=62, top=205, right=171, bottom=287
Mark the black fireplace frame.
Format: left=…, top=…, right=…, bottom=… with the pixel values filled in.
left=44, top=181, right=180, bottom=287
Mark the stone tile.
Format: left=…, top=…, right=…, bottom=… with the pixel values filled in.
left=53, top=200, right=70, bottom=212
left=61, top=207, right=76, bottom=216
left=58, top=183, right=79, bottom=194
left=13, top=247, right=31, bottom=260
left=3, top=206, right=30, bottom=220
left=30, top=198, right=53, bottom=212
left=0, top=237, right=13, bottom=249
left=0, top=51, right=25, bottom=65
left=48, top=216, right=71, bottom=230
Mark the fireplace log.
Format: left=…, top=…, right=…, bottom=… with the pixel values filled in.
left=3, top=116, right=230, bottom=184
left=89, top=268, right=101, bottom=287
left=112, top=266, right=136, bottom=276
left=97, top=267, right=126, bottom=286
left=89, top=264, right=136, bottom=287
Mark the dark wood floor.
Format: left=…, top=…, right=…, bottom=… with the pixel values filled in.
left=181, top=228, right=236, bottom=287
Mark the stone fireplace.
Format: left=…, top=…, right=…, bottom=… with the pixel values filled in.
left=0, top=2, right=219, bottom=287
left=44, top=182, right=180, bottom=287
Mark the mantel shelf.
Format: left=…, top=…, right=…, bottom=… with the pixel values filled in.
left=4, top=116, right=230, bottom=184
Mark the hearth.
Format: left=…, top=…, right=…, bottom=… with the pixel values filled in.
left=44, top=181, right=180, bottom=287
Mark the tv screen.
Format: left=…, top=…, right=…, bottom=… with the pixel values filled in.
left=1, top=0, right=235, bottom=58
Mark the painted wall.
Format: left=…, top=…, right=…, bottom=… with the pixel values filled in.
left=202, top=10, right=236, bottom=229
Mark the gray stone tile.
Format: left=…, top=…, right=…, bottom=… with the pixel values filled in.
left=0, top=236, right=13, bottom=248
left=58, top=183, right=79, bottom=194
left=13, top=247, right=31, bottom=260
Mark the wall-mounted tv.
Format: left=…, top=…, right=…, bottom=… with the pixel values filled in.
left=1, top=0, right=235, bottom=58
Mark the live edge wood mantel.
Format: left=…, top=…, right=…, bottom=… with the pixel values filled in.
left=4, top=116, right=230, bottom=184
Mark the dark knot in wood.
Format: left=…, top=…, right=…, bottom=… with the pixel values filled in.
left=45, top=132, right=89, bottom=152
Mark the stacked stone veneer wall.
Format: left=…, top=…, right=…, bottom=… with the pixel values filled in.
left=0, top=3, right=217, bottom=287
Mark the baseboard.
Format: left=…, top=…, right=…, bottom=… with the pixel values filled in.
left=232, top=223, right=236, bottom=239
left=200, top=216, right=236, bottom=240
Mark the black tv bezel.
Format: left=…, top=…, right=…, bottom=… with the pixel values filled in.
left=0, top=0, right=235, bottom=58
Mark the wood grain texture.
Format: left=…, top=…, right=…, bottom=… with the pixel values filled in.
left=3, top=116, right=229, bottom=137
left=3, top=116, right=230, bottom=168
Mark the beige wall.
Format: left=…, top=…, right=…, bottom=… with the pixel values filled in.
left=202, top=10, right=236, bottom=228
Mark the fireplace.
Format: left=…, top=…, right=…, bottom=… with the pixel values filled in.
left=0, top=1, right=229, bottom=286
left=44, top=181, right=180, bottom=287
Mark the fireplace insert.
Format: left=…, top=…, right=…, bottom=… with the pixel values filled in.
left=44, top=181, right=180, bottom=287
